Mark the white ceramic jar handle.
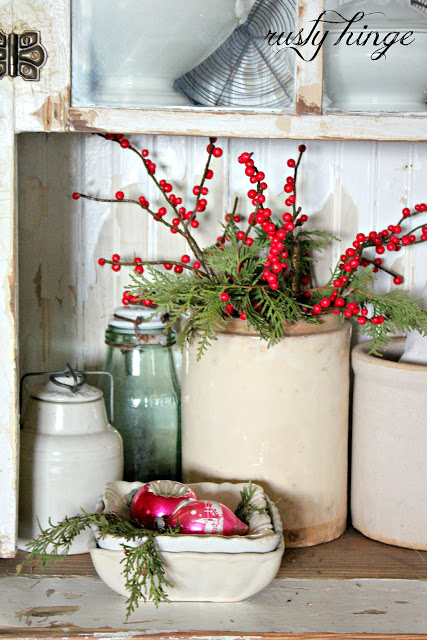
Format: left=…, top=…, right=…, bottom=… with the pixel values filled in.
left=235, top=0, right=256, bottom=24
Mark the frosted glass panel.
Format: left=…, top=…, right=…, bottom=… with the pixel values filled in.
left=71, top=0, right=297, bottom=110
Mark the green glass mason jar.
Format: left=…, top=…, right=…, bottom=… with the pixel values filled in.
left=104, top=306, right=181, bottom=482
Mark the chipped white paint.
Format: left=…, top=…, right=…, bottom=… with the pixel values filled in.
left=0, top=1, right=18, bottom=559
left=68, top=108, right=427, bottom=141
left=295, top=0, right=324, bottom=114
left=13, top=0, right=71, bottom=132
left=0, top=576, right=426, bottom=633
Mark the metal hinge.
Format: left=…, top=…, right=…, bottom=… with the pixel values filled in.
left=0, top=29, right=47, bottom=81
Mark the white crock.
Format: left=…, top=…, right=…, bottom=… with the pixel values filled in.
left=323, top=0, right=427, bottom=112
left=351, top=339, right=427, bottom=550
left=18, top=376, right=123, bottom=554
left=182, top=316, right=351, bottom=548
left=75, top=0, right=257, bottom=107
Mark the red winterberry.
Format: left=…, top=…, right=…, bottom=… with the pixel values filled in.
left=287, top=159, right=296, bottom=168
left=98, top=258, right=106, bottom=266
left=174, top=265, right=184, bottom=274
left=115, top=191, right=124, bottom=200
left=120, top=139, right=130, bottom=148
left=220, top=292, right=229, bottom=302
left=72, top=192, right=80, bottom=200
left=112, top=264, right=121, bottom=272
left=393, top=275, right=403, bottom=285
left=213, top=147, right=223, bottom=158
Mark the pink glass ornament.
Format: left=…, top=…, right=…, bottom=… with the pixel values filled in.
left=167, top=499, right=249, bottom=536
left=130, top=480, right=197, bottom=529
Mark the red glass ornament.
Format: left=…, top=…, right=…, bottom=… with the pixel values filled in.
left=130, top=481, right=197, bottom=529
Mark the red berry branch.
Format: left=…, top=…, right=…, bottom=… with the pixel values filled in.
left=72, top=137, right=427, bottom=353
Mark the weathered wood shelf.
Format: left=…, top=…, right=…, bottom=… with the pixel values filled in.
left=64, top=108, right=427, bottom=142
left=1, top=529, right=426, bottom=639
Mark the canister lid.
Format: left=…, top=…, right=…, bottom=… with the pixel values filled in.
left=108, top=306, right=167, bottom=331
left=327, top=0, right=427, bottom=31
left=31, top=377, right=104, bottom=404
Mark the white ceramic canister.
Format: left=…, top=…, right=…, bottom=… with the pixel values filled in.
left=182, top=316, right=351, bottom=548
left=18, top=367, right=123, bottom=553
left=323, top=0, right=427, bottom=112
left=351, top=339, right=427, bottom=550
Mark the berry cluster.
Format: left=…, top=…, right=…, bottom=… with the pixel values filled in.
left=74, top=135, right=223, bottom=299
left=306, top=203, right=427, bottom=326
left=72, top=135, right=426, bottom=339
left=217, top=145, right=307, bottom=314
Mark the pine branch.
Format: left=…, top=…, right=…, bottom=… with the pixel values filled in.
left=16, top=511, right=176, bottom=619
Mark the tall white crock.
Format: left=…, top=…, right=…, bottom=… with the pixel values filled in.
left=351, top=339, right=427, bottom=550
left=182, top=316, right=351, bottom=548
left=18, top=372, right=123, bottom=553
left=73, top=0, right=256, bottom=107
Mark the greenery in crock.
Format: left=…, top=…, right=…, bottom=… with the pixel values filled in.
left=72, top=135, right=427, bottom=357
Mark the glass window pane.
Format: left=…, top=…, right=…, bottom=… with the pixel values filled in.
left=71, top=0, right=297, bottom=110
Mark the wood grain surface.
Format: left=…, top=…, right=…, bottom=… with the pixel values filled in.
left=2, top=528, right=426, bottom=580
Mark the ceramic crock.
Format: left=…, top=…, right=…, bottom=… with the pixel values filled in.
left=351, top=339, right=427, bottom=550
left=182, top=315, right=351, bottom=548
left=73, top=0, right=256, bottom=107
left=323, top=0, right=427, bottom=112
left=18, top=367, right=123, bottom=554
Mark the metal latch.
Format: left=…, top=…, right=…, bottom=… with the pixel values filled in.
left=0, top=29, right=47, bottom=81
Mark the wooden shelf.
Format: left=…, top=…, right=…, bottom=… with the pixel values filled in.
left=2, top=528, right=426, bottom=581
left=1, top=529, right=426, bottom=639
left=66, top=108, right=427, bottom=142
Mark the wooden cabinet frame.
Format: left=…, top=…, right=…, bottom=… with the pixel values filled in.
left=1, top=0, right=427, bottom=559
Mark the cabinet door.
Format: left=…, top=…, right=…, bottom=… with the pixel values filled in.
left=0, top=0, right=70, bottom=558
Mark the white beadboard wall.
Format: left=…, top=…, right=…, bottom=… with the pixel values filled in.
left=18, top=133, right=427, bottom=375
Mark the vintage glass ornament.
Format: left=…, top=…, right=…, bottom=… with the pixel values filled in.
left=130, top=480, right=197, bottom=529
left=167, top=499, right=249, bottom=535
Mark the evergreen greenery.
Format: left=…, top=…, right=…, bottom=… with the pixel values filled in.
left=74, top=135, right=427, bottom=356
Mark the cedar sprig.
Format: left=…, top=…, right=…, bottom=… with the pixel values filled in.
left=121, top=535, right=173, bottom=618
left=16, top=511, right=177, bottom=618
left=234, top=482, right=270, bottom=525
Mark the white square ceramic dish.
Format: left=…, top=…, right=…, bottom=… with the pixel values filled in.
left=90, top=481, right=285, bottom=602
